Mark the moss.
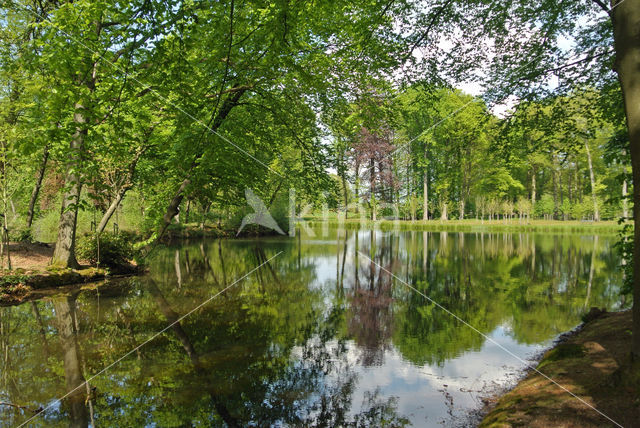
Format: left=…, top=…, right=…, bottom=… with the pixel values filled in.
left=538, top=344, right=584, bottom=369
left=481, top=311, right=637, bottom=427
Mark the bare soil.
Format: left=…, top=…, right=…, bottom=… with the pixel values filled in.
left=0, top=241, right=54, bottom=273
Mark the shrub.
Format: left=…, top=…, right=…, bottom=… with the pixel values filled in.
left=76, top=232, right=134, bottom=268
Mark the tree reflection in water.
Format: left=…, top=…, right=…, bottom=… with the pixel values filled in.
left=0, top=228, right=625, bottom=426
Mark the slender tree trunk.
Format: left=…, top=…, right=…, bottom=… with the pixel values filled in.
left=26, top=145, right=49, bottom=230
left=623, top=178, right=629, bottom=219
left=340, top=166, right=349, bottom=219
left=200, top=201, right=211, bottom=230
left=459, top=199, right=465, bottom=220
left=370, top=158, right=376, bottom=221
left=622, top=149, right=629, bottom=219
left=184, top=199, right=191, bottom=224
left=584, top=140, right=600, bottom=221
left=531, top=167, right=537, bottom=216
left=355, top=161, right=360, bottom=215
left=440, top=201, right=448, bottom=221
left=0, top=153, right=10, bottom=271
left=611, top=0, right=640, bottom=357
left=575, top=160, right=582, bottom=203
left=423, top=153, right=429, bottom=221
left=552, top=154, right=559, bottom=220
left=52, top=103, right=86, bottom=268
left=97, top=188, right=127, bottom=234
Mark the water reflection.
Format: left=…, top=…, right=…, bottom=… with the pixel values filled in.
left=0, top=228, right=625, bottom=426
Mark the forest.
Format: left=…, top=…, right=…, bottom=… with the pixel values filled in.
left=1, top=0, right=640, bottom=426
left=327, top=87, right=628, bottom=223
left=0, top=1, right=631, bottom=261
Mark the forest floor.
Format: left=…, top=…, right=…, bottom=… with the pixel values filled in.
left=1, top=241, right=54, bottom=272
left=480, top=310, right=640, bottom=427
left=0, top=242, right=138, bottom=306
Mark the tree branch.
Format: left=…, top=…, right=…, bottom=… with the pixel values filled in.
left=591, top=0, right=611, bottom=14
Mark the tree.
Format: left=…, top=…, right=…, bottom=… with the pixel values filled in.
left=428, top=0, right=640, bottom=355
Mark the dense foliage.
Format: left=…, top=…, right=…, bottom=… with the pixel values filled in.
left=76, top=232, right=135, bottom=268
left=329, top=87, right=629, bottom=222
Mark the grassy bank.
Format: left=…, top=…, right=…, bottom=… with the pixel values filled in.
left=480, top=310, right=639, bottom=427
left=307, top=218, right=626, bottom=235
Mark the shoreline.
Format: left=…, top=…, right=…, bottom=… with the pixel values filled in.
left=308, top=218, right=626, bottom=235
left=0, top=265, right=142, bottom=306
left=478, top=309, right=637, bottom=427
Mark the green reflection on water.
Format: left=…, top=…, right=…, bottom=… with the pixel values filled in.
left=0, top=228, right=626, bottom=426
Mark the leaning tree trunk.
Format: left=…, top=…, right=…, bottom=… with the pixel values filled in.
left=611, top=0, right=640, bottom=358
left=26, top=145, right=49, bottom=230
left=97, top=188, right=128, bottom=234
left=584, top=140, right=600, bottom=221
left=158, top=88, right=246, bottom=239
left=52, top=104, right=86, bottom=269
left=160, top=178, right=191, bottom=236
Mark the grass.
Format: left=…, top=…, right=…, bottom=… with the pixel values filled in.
left=305, top=217, right=626, bottom=235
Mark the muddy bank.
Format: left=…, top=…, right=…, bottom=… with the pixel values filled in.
left=479, top=310, right=638, bottom=427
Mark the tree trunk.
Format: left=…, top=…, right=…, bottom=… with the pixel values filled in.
left=584, top=140, right=600, bottom=221
left=370, top=158, right=376, bottom=221
left=531, top=168, right=537, bottom=215
left=552, top=155, right=559, bottom=220
left=459, top=199, right=465, bottom=220
left=440, top=201, right=448, bottom=221
left=157, top=87, right=246, bottom=239
left=200, top=201, right=211, bottom=230
left=340, top=167, right=349, bottom=219
left=184, top=199, right=191, bottom=224
left=623, top=178, right=629, bottom=219
left=97, top=189, right=127, bottom=234
left=52, top=104, right=86, bottom=268
left=611, top=0, right=640, bottom=357
left=354, top=161, right=360, bottom=215
left=423, top=154, right=429, bottom=220
left=159, top=178, right=191, bottom=236
left=26, top=145, right=49, bottom=230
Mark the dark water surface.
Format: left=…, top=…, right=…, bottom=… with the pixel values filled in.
left=0, top=228, right=627, bottom=427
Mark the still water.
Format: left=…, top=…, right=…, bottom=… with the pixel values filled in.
left=0, top=227, right=627, bottom=427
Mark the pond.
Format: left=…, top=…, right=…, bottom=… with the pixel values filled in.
left=0, top=227, right=628, bottom=427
